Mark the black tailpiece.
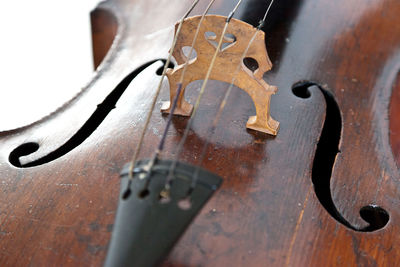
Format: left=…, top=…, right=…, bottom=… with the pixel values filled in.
left=104, top=160, right=222, bottom=267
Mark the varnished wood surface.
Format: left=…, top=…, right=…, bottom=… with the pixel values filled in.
left=91, top=8, right=118, bottom=69
left=390, top=71, right=400, bottom=166
left=0, top=0, right=400, bottom=266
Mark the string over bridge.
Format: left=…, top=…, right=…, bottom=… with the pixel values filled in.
left=162, top=15, right=279, bottom=135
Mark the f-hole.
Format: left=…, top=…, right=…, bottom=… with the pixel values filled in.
left=292, top=81, right=390, bottom=232
left=9, top=60, right=166, bottom=168
left=9, top=143, right=39, bottom=167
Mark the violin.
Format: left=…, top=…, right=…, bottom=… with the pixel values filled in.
left=1, top=0, right=399, bottom=266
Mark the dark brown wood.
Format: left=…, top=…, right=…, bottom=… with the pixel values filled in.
left=1, top=0, right=400, bottom=266
left=390, top=71, right=400, bottom=166
left=91, top=8, right=118, bottom=70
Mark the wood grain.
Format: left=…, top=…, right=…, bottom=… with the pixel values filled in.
left=390, top=70, right=400, bottom=166
left=0, top=0, right=399, bottom=266
left=91, top=8, right=118, bottom=70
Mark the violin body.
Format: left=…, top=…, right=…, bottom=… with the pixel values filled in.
left=1, top=0, right=399, bottom=266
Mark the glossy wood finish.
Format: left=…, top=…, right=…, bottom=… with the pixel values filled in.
left=390, top=72, right=400, bottom=165
left=91, top=8, right=118, bottom=69
left=0, top=0, right=399, bottom=266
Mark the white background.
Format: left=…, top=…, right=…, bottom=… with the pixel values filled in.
left=0, top=0, right=101, bottom=131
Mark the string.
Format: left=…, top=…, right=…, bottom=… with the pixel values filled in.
left=161, top=0, right=244, bottom=196
left=187, top=0, right=276, bottom=195
left=127, top=0, right=199, bottom=182
left=140, top=0, right=217, bottom=181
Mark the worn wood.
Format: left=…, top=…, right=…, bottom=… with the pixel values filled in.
left=390, top=70, right=400, bottom=166
left=0, top=0, right=400, bottom=266
left=91, top=8, right=118, bottom=70
left=162, top=15, right=279, bottom=135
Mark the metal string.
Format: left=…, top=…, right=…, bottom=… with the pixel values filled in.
left=127, top=0, right=200, bottom=181
left=161, top=0, right=244, bottom=195
left=139, top=0, right=217, bottom=181
left=187, top=0, right=276, bottom=195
